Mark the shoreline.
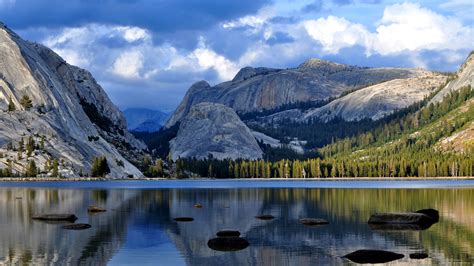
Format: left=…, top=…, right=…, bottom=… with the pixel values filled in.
left=0, top=176, right=473, bottom=182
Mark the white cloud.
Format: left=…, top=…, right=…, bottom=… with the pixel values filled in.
left=111, top=50, right=144, bottom=79
left=303, top=16, right=371, bottom=54
left=115, top=26, right=150, bottom=42
left=222, top=6, right=275, bottom=33
left=302, top=3, right=473, bottom=56
left=371, top=2, right=472, bottom=55
left=43, top=24, right=152, bottom=68
left=191, top=38, right=239, bottom=81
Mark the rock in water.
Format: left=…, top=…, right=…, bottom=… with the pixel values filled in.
left=368, top=223, right=433, bottom=231
left=410, top=253, right=429, bottom=259
left=32, top=214, right=78, bottom=222
left=216, top=230, right=241, bottom=237
left=299, top=218, right=329, bottom=225
left=255, top=214, right=274, bottom=220
left=343, top=250, right=404, bottom=264
left=169, top=102, right=263, bottom=160
left=88, top=206, right=107, bottom=213
left=208, top=237, right=249, bottom=252
left=415, top=208, right=439, bottom=223
left=0, top=24, right=145, bottom=178
left=62, top=223, right=91, bottom=230
left=368, top=209, right=439, bottom=227
left=173, top=217, right=194, bottom=222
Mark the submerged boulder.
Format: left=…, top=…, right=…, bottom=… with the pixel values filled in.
left=174, top=217, right=194, bottom=222
left=62, top=223, right=91, bottom=230
left=410, top=253, right=429, bottom=259
left=343, top=250, right=404, bottom=264
left=216, top=230, right=241, bottom=237
left=32, top=214, right=78, bottom=222
left=368, top=209, right=439, bottom=227
left=208, top=237, right=249, bottom=252
left=299, top=218, right=329, bottom=225
left=369, top=223, right=433, bottom=231
left=88, top=206, right=107, bottom=213
left=415, top=209, right=439, bottom=222
left=255, top=214, right=275, bottom=220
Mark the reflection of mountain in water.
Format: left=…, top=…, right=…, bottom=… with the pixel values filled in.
left=160, top=189, right=474, bottom=265
left=0, top=189, right=138, bottom=265
left=0, top=187, right=472, bottom=265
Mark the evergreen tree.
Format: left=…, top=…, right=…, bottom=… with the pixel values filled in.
left=25, top=160, right=37, bottom=177
left=8, top=96, right=15, bottom=112
left=20, top=95, right=33, bottom=109
left=52, top=159, right=59, bottom=177
left=91, top=156, right=110, bottom=177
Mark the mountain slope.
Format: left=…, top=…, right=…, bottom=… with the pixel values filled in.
left=0, top=23, right=145, bottom=177
left=166, top=59, right=429, bottom=127
left=169, top=102, right=263, bottom=160
left=431, top=52, right=473, bottom=103
left=302, top=72, right=446, bottom=121
left=123, top=108, right=169, bottom=132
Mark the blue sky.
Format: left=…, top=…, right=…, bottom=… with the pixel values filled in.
left=0, top=0, right=473, bottom=111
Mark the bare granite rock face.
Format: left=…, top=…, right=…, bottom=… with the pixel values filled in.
left=169, top=103, right=262, bottom=160
left=166, top=58, right=427, bottom=127
left=0, top=23, right=145, bottom=177
left=302, top=72, right=446, bottom=122
left=431, top=52, right=473, bottom=103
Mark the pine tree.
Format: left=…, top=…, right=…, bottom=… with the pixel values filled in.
left=52, top=159, right=59, bottom=177
left=8, top=96, right=15, bottom=112
left=20, top=95, right=33, bottom=109
left=91, top=156, right=110, bottom=177
left=25, top=160, right=37, bottom=177
left=26, top=136, right=35, bottom=157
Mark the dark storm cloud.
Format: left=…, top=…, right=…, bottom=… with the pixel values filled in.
left=0, top=0, right=271, bottom=31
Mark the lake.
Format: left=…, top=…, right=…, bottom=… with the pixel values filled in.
left=0, top=179, right=473, bottom=265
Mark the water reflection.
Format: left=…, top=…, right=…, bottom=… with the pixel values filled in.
left=0, top=185, right=472, bottom=265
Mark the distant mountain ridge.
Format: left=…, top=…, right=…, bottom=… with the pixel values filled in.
left=165, top=59, right=429, bottom=128
left=123, top=108, right=169, bottom=132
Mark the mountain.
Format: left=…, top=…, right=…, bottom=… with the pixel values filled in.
left=165, top=59, right=430, bottom=127
left=169, top=102, right=263, bottom=160
left=301, top=72, right=446, bottom=122
left=0, top=23, right=146, bottom=178
left=123, top=108, right=169, bottom=132
left=431, top=52, right=474, bottom=103
left=174, top=53, right=473, bottom=178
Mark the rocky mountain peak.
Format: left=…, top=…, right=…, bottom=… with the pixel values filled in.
left=232, top=67, right=280, bottom=82
left=298, top=58, right=349, bottom=71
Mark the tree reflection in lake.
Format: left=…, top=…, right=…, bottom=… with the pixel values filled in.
left=0, top=183, right=472, bottom=265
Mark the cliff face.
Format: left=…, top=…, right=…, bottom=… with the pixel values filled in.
left=0, top=23, right=146, bottom=177
left=431, top=52, right=474, bottom=103
left=169, top=102, right=263, bottom=160
left=166, top=59, right=427, bottom=127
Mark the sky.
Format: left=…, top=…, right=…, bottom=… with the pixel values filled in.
left=0, top=0, right=473, bottom=112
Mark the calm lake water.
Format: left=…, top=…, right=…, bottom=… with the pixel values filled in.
left=0, top=180, right=473, bottom=265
